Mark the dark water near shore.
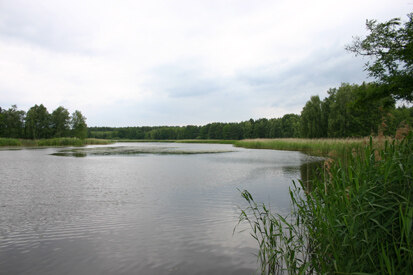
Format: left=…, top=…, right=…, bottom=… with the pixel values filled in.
left=0, top=143, right=321, bottom=275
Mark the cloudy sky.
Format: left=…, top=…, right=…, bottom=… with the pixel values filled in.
left=0, top=0, right=410, bottom=126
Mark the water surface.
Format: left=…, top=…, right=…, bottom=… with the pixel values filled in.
left=0, top=142, right=320, bottom=274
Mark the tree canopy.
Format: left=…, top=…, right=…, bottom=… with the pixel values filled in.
left=71, top=110, right=88, bottom=139
left=0, top=105, right=88, bottom=140
left=346, top=13, right=413, bottom=101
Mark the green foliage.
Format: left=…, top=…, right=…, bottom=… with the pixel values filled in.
left=36, top=137, right=84, bottom=146
left=300, top=83, right=400, bottom=138
left=0, top=137, right=22, bottom=146
left=0, top=137, right=112, bottom=147
left=25, top=104, right=51, bottom=139
left=300, top=96, right=325, bottom=138
left=234, top=138, right=366, bottom=158
left=237, top=189, right=310, bottom=275
left=71, top=110, right=87, bottom=139
left=0, top=105, right=25, bottom=138
left=0, top=104, right=89, bottom=140
left=51, top=106, right=70, bottom=137
left=281, top=114, right=301, bottom=138
left=238, top=134, right=413, bottom=274
left=346, top=13, right=413, bottom=101
left=88, top=114, right=302, bottom=141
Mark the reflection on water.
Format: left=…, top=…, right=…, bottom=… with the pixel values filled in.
left=0, top=143, right=322, bottom=274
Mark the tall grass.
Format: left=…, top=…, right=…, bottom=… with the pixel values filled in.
left=234, top=138, right=387, bottom=158
left=0, top=138, right=22, bottom=146
left=36, top=137, right=85, bottom=146
left=237, top=134, right=413, bottom=274
left=0, top=137, right=113, bottom=147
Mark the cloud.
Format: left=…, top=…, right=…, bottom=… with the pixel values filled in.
left=0, top=0, right=410, bottom=126
left=147, top=60, right=223, bottom=98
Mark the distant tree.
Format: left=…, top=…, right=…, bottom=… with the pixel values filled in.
left=51, top=106, right=70, bottom=137
left=241, top=119, right=254, bottom=139
left=222, top=123, right=243, bottom=139
left=349, top=82, right=394, bottom=136
left=0, top=105, right=25, bottom=138
left=253, top=118, right=269, bottom=138
left=281, top=114, right=300, bottom=137
left=326, top=83, right=393, bottom=137
left=300, top=96, right=325, bottom=138
left=183, top=125, right=200, bottom=139
left=208, top=123, right=224, bottom=139
left=71, top=110, right=87, bottom=139
left=346, top=13, right=413, bottom=101
left=0, top=107, right=3, bottom=136
left=199, top=124, right=210, bottom=139
left=268, top=118, right=282, bottom=138
left=25, top=104, right=51, bottom=139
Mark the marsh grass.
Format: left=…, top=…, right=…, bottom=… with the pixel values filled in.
left=0, top=138, right=23, bottom=146
left=238, top=134, right=413, bottom=274
left=234, top=137, right=391, bottom=158
left=0, top=137, right=113, bottom=147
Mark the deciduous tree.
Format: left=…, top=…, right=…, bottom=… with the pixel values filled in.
left=346, top=13, right=413, bottom=101
left=71, top=110, right=87, bottom=139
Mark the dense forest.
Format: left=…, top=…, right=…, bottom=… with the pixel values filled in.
left=0, top=104, right=87, bottom=139
left=87, top=82, right=412, bottom=140
left=1, top=83, right=411, bottom=141
left=2, top=83, right=411, bottom=141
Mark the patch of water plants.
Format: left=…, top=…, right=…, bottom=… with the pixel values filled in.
left=237, top=133, right=413, bottom=274
left=52, top=145, right=234, bottom=157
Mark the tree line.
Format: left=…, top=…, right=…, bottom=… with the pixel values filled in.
left=0, top=104, right=87, bottom=139
left=88, top=113, right=301, bottom=140
left=88, top=82, right=412, bottom=141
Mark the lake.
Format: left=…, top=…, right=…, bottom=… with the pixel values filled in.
left=0, top=142, right=320, bottom=274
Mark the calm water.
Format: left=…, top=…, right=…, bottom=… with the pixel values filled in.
left=0, top=143, right=320, bottom=275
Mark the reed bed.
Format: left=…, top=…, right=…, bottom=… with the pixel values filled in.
left=0, top=137, right=113, bottom=147
left=238, top=134, right=413, bottom=274
left=0, top=138, right=23, bottom=146
left=234, top=137, right=391, bottom=158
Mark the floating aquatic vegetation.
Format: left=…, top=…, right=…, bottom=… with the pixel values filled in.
left=51, top=146, right=234, bottom=157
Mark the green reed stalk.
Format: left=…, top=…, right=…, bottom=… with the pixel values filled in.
left=0, top=137, right=113, bottom=147
left=238, top=134, right=413, bottom=274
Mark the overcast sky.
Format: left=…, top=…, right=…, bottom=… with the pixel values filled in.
left=0, top=0, right=410, bottom=126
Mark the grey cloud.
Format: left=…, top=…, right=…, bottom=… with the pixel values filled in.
left=235, top=47, right=368, bottom=108
left=0, top=1, right=93, bottom=54
left=148, top=61, right=224, bottom=98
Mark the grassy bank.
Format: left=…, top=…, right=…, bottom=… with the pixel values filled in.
left=0, top=137, right=113, bottom=147
left=234, top=137, right=390, bottom=158
left=238, top=134, right=413, bottom=274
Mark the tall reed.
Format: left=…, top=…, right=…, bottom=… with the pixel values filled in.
left=0, top=138, right=22, bottom=146
left=238, top=134, right=413, bottom=274
left=0, top=137, right=113, bottom=147
left=234, top=138, right=384, bottom=158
